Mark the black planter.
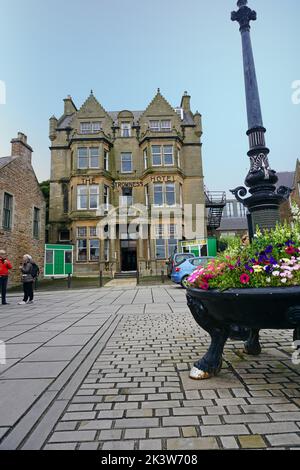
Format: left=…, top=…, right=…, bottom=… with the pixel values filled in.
left=186, top=286, right=300, bottom=378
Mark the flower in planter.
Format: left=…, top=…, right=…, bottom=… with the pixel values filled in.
left=187, top=222, right=300, bottom=291
left=240, top=273, right=251, bottom=285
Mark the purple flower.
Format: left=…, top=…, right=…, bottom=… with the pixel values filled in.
left=245, top=264, right=254, bottom=273
left=269, top=257, right=278, bottom=265
left=285, top=240, right=295, bottom=246
left=265, top=265, right=273, bottom=274
left=265, top=245, right=273, bottom=254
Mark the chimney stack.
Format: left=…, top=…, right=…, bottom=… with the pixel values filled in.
left=63, top=95, right=77, bottom=115
left=180, top=91, right=191, bottom=112
left=11, top=132, right=33, bottom=164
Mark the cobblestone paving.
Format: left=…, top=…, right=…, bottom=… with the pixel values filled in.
left=0, top=286, right=299, bottom=450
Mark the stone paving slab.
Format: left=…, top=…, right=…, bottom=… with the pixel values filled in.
left=0, top=286, right=299, bottom=450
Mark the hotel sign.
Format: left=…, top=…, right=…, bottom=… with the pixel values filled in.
left=114, top=176, right=175, bottom=189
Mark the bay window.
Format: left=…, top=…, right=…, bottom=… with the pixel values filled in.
left=77, top=186, right=88, bottom=210
left=77, top=239, right=87, bottom=262
left=165, top=183, right=176, bottom=206
left=77, top=185, right=99, bottom=210
left=163, top=146, right=173, bottom=165
left=104, top=150, right=109, bottom=171
left=104, top=185, right=110, bottom=209
left=152, top=146, right=162, bottom=166
left=151, top=145, right=174, bottom=166
left=154, top=184, right=164, bottom=206
left=154, top=183, right=176, bottom=207
left=77, top=147, right=99, bottom=169
left=90, top=239, right=100, bottom=261
left=89, top=185, right=99, bottom=210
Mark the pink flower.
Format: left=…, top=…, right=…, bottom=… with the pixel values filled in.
left=240, top=273, right=250, bottom=285
left=200, top=282, right=209, bottom=291
left=286, top=246, right=296, bottom=255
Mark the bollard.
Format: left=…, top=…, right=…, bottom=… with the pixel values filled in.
left=67, top=274, right=72, bottom=289
left=136, top=270, right=140, bottom=286
left=99, top=270, right=103, bottom=288
left=161, top=270, right=165, bottom=284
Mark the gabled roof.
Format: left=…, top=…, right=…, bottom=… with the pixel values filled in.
left=139, top=89, right=181, bottom=122
left=77, top=92, right=112, bottom=121
left=56, top=91, right=195, bottom=130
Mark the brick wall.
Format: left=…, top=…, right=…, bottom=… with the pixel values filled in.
left=0, top=154, right=46, bottom=286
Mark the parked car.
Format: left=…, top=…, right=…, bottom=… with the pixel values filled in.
left=166, top=252, right=195, bottom=278
left=171, top=256, right=215, bottom=288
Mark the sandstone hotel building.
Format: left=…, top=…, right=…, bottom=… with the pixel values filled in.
left=49, top=90, right=206, bottom=277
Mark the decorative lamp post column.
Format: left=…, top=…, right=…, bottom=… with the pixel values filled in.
left=231, top=0, right=292, bottom=232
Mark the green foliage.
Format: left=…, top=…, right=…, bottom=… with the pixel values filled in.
left=188, top=222, right=300, bottom=291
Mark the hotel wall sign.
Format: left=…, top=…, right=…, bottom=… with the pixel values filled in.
left=114, top=176, right=175, bottom=189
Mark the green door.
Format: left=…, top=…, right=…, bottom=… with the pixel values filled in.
left=54, top=250, right=65, bottom=276
left=191, top=246, right=200, bottom=257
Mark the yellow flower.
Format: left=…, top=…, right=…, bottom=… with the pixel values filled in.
left=253, top=265, right=264, bottom=273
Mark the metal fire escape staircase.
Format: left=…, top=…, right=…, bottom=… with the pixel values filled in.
left=205, top=191, right=226, bottom=231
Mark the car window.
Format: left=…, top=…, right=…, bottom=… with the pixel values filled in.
left=174, top=254, right=194, bottom=265
left=191, top=258, right=212, bottom=267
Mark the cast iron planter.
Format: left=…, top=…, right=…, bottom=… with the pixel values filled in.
left=186, top=286, right=300, bottom=377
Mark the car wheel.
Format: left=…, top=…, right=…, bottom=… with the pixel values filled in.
left=181, top=276, right=189, bottom=289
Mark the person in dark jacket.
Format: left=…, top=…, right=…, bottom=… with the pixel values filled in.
left=18, top=255, right=35, bottom=305
left=0, top=250, right=12, bottom=305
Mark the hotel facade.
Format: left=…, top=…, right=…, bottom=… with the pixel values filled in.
left=48, top=90, right=206, bottom=277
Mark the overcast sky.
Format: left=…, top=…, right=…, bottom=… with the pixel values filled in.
left=0, top=0, right=299, bottom=192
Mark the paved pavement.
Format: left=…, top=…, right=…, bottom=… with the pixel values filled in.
left=0, top=286, right=299, bottom=450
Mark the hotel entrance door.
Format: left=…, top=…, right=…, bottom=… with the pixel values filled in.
left=121, top=240, right=137, bottom=272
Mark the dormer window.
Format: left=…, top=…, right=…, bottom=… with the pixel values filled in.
left=149, top=120, right=171, bottom=132
left=121, top=122, right=131, bottom=137
left=80, top=122, right=102, bottom=134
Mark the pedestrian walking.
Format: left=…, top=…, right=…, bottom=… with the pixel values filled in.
left=0, top=250, right=12, bottom=305
left=18, top=254, right=36, bottom=305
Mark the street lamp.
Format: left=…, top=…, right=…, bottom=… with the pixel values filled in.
left=231, top=0, right=292, bottom=233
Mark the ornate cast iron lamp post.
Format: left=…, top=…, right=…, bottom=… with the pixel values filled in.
left=231, top=0, right=291, bottom=232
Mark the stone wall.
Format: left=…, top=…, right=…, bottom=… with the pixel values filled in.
left=0, top=151, right=46, bottom=287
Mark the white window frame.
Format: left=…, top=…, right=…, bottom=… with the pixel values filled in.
left=149, top=120, right=160, bottom=131
left=80, top=122, right=101, bottom=134
left=104, top=185, right=110, bottom=210
left=153, top=183, right=164, bottom=207
left=89, top=147, right=100, bottom=169
left=77, top=186, right=88, bottom=210
left=89, top=185, right=100, bottom=210
left=121, top=153, right=133, bottom=173
left=144, top=148, right=148, bottom=169
left=77, top=239, right=88, bottom=262
left=152, top=146, right=162, bottom=166
left=165, top=183, right=176, bottom=207
left=104, top=150, right=109, bottom=171
left=89, top=239, right=100, bottom=262
left=145, top=185, right=149, bottom=207
left=161, top=120, right=171, bottom=131
left=121, top=122, right=131, bottom=138
left=177, top=148, right=181, bottom=168
left=78, top=147, right=99, bottom=169
left=104, top=239, right=110, bottom=262
left=163, top=145, right=174, bottom=166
